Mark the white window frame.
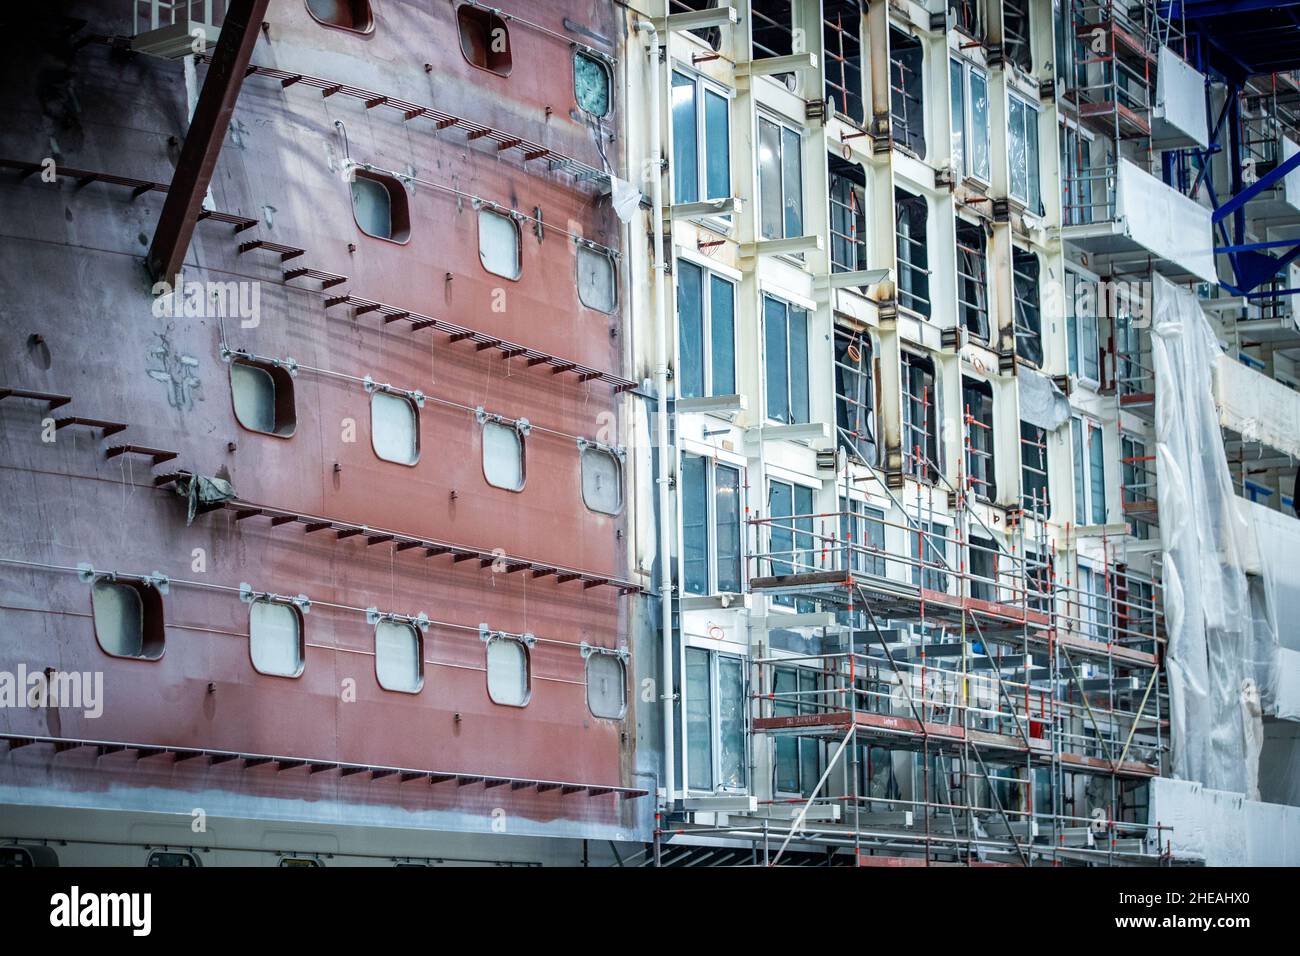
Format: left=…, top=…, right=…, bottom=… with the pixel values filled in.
left=675, top=257, right=738, bottom=400
left=680, top=453, right=745, bottom=596
left=1067, top=269, right=1102, bottom=388
left=949, top=56, right=991, bottom=185
left=683, top=645, right=748, bottom=794
left=757, top=112, right=805, bottom=242
left=481, top=415, right=528, bottom=492
left=374, top=618, right=424, bottom=694
left=1008, top=93, right=1041, bottom=210
left=671, top=67, right=732, bottom=210
left=1071, top=415, right=1107, bottom=526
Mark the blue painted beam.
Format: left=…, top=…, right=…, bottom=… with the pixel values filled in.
left=1215, top=239, right=1300, bottom=253
left=1212, top=148, right=1300, bottom=224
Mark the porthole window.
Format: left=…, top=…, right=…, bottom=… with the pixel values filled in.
left=371, top=392, right=419, bottom=465
left=574, top=50, right=611, bottom=117
left=577, top=246, right=617, bottom=313
left=249, top=599, right=304, bottom=678
left=375, top=619, right=423, bottom=693
left=483, top=420, right=525, bottom=491
left=478, top=209, right=521, bottom=279
left=457, top=4, right=512, bottom=75
left=580, top=445, right=622, bottom=515
left=231, top=359, right=296, bottom=437
left=305, top=0, right=374, bottom=33
left=487, top=639, right=530, bottom=707
left=586, top=653, right=626, bottom=719
left=148, top=851, right=200, bottom=867
left=351, top=171, right=410, bottom=243
left=91, top=578, right=165, bottom=661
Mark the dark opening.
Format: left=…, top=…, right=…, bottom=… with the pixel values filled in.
left=962, top=377, right=996, bottom=500
left=457, top=5, right=512, bottom=76
left=889, top=29, right=926, bottom=157
left=305, top=0, right=374, bottom=33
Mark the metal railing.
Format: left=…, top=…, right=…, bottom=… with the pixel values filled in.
left=134, top=0, right=225, bottom=35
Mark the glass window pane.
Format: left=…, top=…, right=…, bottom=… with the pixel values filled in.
left=574, top=51, right=610, bottom=116
left=1072, top=418, right=1087, bottom=525
left=704, top=88, right=730, bottom=200
left=351, top=175, right=392, bottom=238
left=671, top=72, right=699, bottom=203
left=788, top=307, right=809, bottom=424
left=487, top=639, right=529, bottom=706
left=375, top=620, right=421, bottom=693
left=717, top=656, right=745, bottom=789
left=709, top=275, right=736, bottom=395
left=949, top=59, right=964, bottom=175
left=764, top=296, right=789, bottom=422
left=1089, top=425, right=1106, bottom=524
left=685, top=648, right=713, bottom=790
left=371, top=392, right=418, bottom=465
left=1009, top=98, right=1028, bottom=202
left=1025, top=103, right=1040, bottom=211
left=682, top=455, right=709, bottom=595
left=250, top=600, right=302, bottom=677
left=581, top=446, right=622, bottom=515
left=970, top=70, right=990, bottom=180
left=781, top=126, right=803, bottom=238
left=715, top=464, right=741, bottom=593
left=483, top=421, right=524, bottom=491
left=677, top=260, right=704, bottom=399
left=586, top=654, right=626, bottom=719
left=577, top=247, right=616, bottom=313
left=478, top=210, right=520, bottom=279
left=769, top=480, right=794, bottom=577
left=231, top=362, right=277, bottom=434
left=758, top=117, right=782, bottom=240
left=92, top=581, right=143, bottom=658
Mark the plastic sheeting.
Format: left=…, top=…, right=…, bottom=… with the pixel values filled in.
left=1149, top=777, right=1300, bottom=865
left=1016, top=367, right=1070, bottom=431
left=1151, top=276, right=1272, bottom=797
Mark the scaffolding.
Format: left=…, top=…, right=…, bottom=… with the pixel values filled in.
left=659, top=390, right=1168, bottom=865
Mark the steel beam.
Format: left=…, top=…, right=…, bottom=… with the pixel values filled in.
left=146, top=0, right=269, bottom=281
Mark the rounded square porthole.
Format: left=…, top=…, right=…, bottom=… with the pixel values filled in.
left=482, top=420, right=525, bottom=491
left=577, top=246, right=617, bottom=313
left=351, top=170, right=410, bottom=243
left=230, top=359, right=296, bottom=437
left=148, top=851, right=200, bottom=867
left=574, top=50, right=612, bottom=117
left=580, top=445, right=622, bottom=515
left=486, top=639, right=530, bottom=707
left=478, top=209, right=521, bottom=280
left=457, top=4, right=512, bottom=75
left=305, top=0, right=374, bottom=33
left=586, top=653, right=626, bottom=719
left=371, top=391, right=419, bottom=465
left=375, top=619, right=423, bottom=694
left=91, top=578, right=165, bottom=661
left=249, top=599, right=305, bottom=678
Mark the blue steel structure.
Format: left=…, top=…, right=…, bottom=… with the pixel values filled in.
left=1161, top=1, right=1300, bottom=296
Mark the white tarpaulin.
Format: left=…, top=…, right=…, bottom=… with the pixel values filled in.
left=1016, top=367, right=1070, bottom=431
left=1119, top=162, right=1217, bottom=283
left=1152, top=276, right=1269, bottom=796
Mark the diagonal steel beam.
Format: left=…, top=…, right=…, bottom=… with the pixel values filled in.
left=147, top=0, right=269, bottom=281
